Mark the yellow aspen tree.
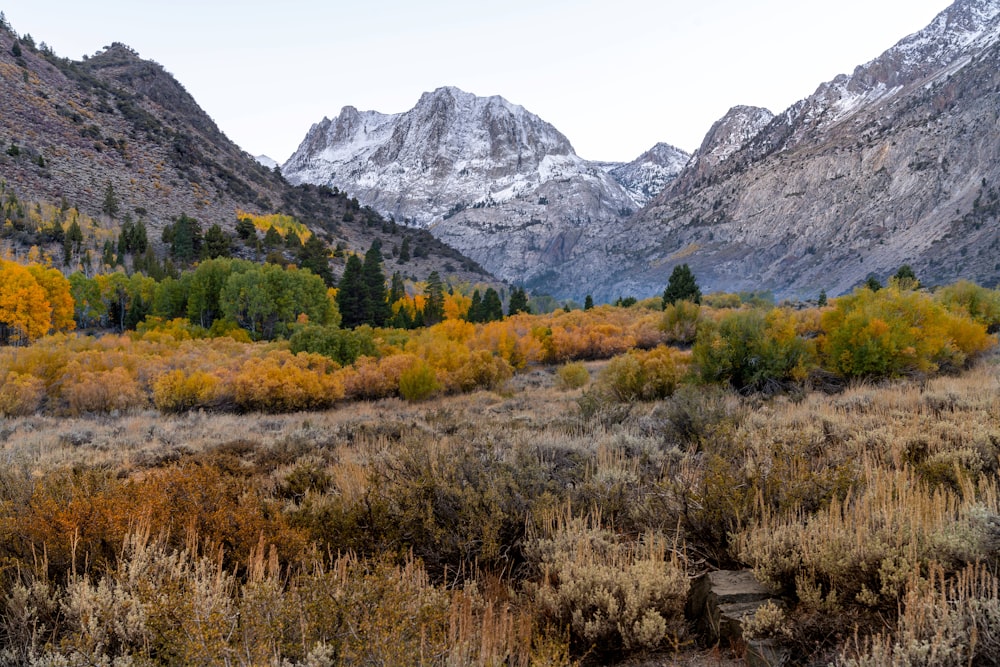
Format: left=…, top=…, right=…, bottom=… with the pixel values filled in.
left=0, top=259, right=52, bottom=344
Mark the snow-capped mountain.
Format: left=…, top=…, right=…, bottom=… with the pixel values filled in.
left=255, top=155, right=279, bottom=170
left=604, top=143, right=690, bottom=208
left=591, top=0, right=1000, bottom=300
left=283, top=87, right=685, bottom=285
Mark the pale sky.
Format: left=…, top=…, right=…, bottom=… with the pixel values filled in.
left=4, top=1, right=951, bottom=163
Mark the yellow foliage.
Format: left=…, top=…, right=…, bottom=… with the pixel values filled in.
left=444, top=292, right=471, bottom=321
left=0, top=371, right=45, bottom=416
left=153, top=369, right=223, bottom=413
left=0, top=259, right=52, bottom=344
left=232, top=350, right=343, bottom=413
left=235, top=209, right=311, bottom=241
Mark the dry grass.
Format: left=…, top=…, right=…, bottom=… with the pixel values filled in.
left=2, top=357, right=1000, bottom=663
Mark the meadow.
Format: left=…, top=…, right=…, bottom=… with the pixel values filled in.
left=1, top=278, right=999, bottom=665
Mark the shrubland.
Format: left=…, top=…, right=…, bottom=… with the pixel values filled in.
left=1, top=270, right=1000, bottom=663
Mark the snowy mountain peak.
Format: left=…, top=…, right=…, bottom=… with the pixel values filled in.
left=607, top=143, right=690, bottom=207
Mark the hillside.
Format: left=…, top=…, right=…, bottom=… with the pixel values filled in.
left=0, top=22, right=488, bottom=284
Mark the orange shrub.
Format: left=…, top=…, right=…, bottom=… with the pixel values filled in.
left=153, top=369, right=223, bottom=413
left=0, top=371, right=45, bottom=416
left=60, top=364, right=145, bottom=415
left=341, top=353, right=418, bottom=400
left=232, top=350, right=343, bottom=413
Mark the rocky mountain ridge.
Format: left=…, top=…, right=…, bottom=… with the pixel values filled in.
left=595, top=0, right=1000, bottom=301
left=282, top=86, right=689, bottom=288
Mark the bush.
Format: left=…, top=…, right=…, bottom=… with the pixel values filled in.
left=0, top=371, right=45, bottom=416
left=232, top=351, right=343, bottom=413
left=289, top=323, right=377, bottom=366
left=659, top=299, right=700, bottom=344
left=153, top=369, right=222, bottom=413
left=598, top=346, right=688, bottom=402
left=556, top=361, right=590, bottom=389
left=399, top=360, right=440, bottom=401
left=821, top=287, right=994, bottom=379
left=527, top=515, right=688, bottom=654
left=693, top=308, right=814, bottom=393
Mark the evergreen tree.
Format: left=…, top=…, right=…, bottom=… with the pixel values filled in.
left=481, top=287, right=503, bottom=322
left=164, top=214, right=203, bottom=263
left=101, top=240, right=115, bottom=268
left=337, top=254, right=366, bottom=328
left=203, top=224, right=232, bottom=259
left=423, top=271, right=445, bottom=325
left=235, top=217, right=256, bottom=241
left=263, top=226, right=283, bottom=249
left=468, top=289, right=483, bottom=323
left=508, top=286, right=530, bottom=316
left=102, top=180, right=119, bottom=219
left=865, top=275, right=882, bottom=292
left=361, top=240, right=390, bottom=326
left=584, top=295, right=594, bottom=310
left=662, top=264, right=700, bottom=308
left=893, top=264, right=919, bottom=289
left=398, top=236, right=411, bottom=263
left=299, top=235, right=334, bottom=286
left=388, top=271, right=406, bottom=306
left=817, top=290, right=828, bottom=307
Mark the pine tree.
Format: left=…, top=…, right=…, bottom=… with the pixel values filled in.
left=423, top=271, right=445, bottom=325
left=361, top=240, right=390, bottom=326
left=337, top=254, right=366, bottom=328
left=508, top=286, right=530, bottom=316
left=299, top=235, right=334, bottom=286
left=204, top=224, right=232, bottom=259
left=817, top=290, right=828, bottom=307
left=481, top=287, right=503, bottom=322
left=584, top=295, right=594, bottom=310
left=662, top=264, right=700, bottom=308
left=389, top=271, right=406, bottom=306
left=468, top=289, right=483, bottom=323
left=102, top=180, right=120, bottom=219
left=398, top=236, right=411, bottom=263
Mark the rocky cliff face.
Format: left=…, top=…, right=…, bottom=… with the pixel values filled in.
left=283, top=87, right=688, bottom=288
left=590, top=0, right=1000, bottom=301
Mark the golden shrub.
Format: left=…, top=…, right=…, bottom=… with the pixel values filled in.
left=232, top=350, right=343, bottom=413
left=152, top=369, right=222, bottom=413
left=0, top=371, right=45, bottom=416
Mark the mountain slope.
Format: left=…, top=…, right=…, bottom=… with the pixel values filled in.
left=283, top=87, right=688, bottom=289
left=0, top=27, right=487, bottom=283
left=595, top=0, right=1000, bottom=301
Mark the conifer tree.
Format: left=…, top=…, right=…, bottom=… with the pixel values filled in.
left=481, top=287, right=503, bottom=322
left=468, top=289, right=483, bottom=323
left=299, top=235, right=334, bottom=286
left=337, top=254, right=366, bottom=329
left=423, top=271, right=445, bottom=325
left=508, top=286, right=530, bottom=316
left=362, top=240, right=390, bottom=326
left=662, top=264, right=700, bottom=308
left=389, top=271, right=406, bottom=306
left=584, top=295, right=594, bottom=310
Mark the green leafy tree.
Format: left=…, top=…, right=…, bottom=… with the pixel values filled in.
left=662, top=264, right=700, bottom=308
left=220, top=264, right=331, bottom=340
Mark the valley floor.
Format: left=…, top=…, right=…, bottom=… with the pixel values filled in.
left=1, top=358, right=999, bottom=664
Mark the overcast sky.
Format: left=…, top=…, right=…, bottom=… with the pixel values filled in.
left=5, top=0, right=951, bottom=163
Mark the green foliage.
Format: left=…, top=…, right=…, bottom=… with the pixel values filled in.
left=659, top=299, right=700, bottom=344
left=203, top=224, right=232, bottom=259
left=361, top=240, right=390, bottom=327
left=935, top=280, right=1000, bottom=332
left=398, top=360, right=440, bottom=401
left=101, top=181, right=119, bottom=219
left=423, top=271, right=445, bottom=325
left=297, top=234, right=334, bottom=286
left=584, top=295, right=594, bottom=310
left=508, top=286, right=530, bottom=316
left=596, top=346, right=687, bottom=401
left=337, top=254, right=366, bottom=329
left=820, top=286, right=993, bottom=379
left=662, top=264, right=700, bottom=308
left=219, top=264, right=332, bottom=340
left=556, top=361, right=590, bottom=389
left=817, top=289, right=828, bottom=307
left=289, top=323, right=377, bottom=366
left=693, top=308, right=814, bottom=393
left=163, top=213, right=202, bottom=263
